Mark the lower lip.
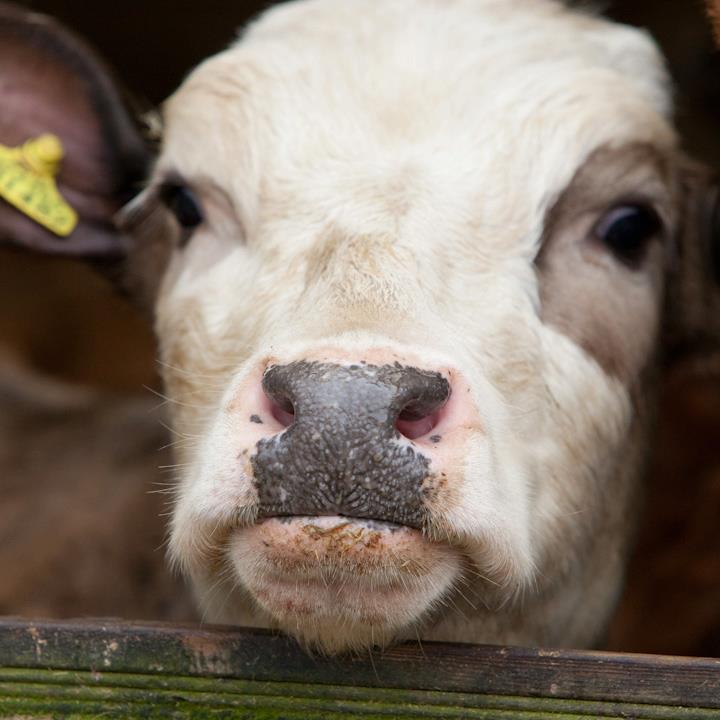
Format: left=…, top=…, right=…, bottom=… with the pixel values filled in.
left=230, top=515, right=433, bottom=582
left=228, top=515, right=461, bottom=626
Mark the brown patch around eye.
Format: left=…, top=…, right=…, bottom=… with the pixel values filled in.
left=536, top=143, right=676, bottom=383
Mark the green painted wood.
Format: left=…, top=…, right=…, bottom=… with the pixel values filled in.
left=0, top=668, right=718, bottom=719
left=0, top=618, right=718, bottom=718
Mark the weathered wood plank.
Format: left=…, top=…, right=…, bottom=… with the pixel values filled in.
left=0, top=617, right=718, bottom=718
left=0, top=668, right=718, bottom=719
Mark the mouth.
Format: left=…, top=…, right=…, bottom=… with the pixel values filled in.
left=227, top=514, right=462, bottom=650
left=230, top=515, right=440, bottom=583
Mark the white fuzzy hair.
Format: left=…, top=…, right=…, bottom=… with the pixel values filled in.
left=138, top=0, right=683, bottom=653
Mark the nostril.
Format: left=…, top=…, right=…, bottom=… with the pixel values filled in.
left=269, top=395, right=295, bottom=428
left=394, top=371, right=451, bottom=441
left=262, top=365, right=297, bottom=430
left=396, top=406, right=442, bottom=440
left=260, top=361, right=450, bottom=439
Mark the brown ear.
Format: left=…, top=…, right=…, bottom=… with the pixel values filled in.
left=708, top=0, right=720, bottom=46
left=663, top=160, right=720, bottom=359
left=0, top=2, right=149, bottom=259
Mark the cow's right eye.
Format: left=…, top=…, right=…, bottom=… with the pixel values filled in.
left=160, top=183, right=204, bottom=231
left=593, top=204, right=662, bottom=267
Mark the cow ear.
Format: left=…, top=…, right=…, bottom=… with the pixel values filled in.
left=663, top=159, right=720, bottom=359
left=708, top=0, right=720, bottom=45
left=0, top=3, right=150, bottom=259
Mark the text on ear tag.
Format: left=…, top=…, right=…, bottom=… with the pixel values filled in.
left=0, top=134, right=78, bottom=237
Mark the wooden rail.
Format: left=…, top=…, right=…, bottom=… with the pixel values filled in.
left=0, top=617, right=718, bottom=718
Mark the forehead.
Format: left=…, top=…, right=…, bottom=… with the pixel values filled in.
left=160, top=0, right=676, bottom=230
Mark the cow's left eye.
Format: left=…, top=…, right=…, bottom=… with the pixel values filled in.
left=594, top=204, right=662, bottom=266
left=160, top=183, right=204, bottom=231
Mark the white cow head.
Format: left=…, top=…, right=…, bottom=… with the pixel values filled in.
left=4, top=0, right=720, bottom=653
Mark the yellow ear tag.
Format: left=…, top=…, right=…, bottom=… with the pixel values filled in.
left=0, top=134, right=78, bottom=237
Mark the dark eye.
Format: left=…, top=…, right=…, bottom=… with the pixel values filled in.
left=593, top=204, right=662, bottom=266
left=160, top=183, right=204, bottom=232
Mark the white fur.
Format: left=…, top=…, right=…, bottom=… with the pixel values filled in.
left=148, top=0, right=677, bottom=652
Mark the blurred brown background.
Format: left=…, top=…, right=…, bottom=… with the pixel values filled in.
left=2, top=0, right=720, bottom=656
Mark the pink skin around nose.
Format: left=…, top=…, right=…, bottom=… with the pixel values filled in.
left=227, top=350, right=481, bottom=481
left=222, top=351, right=483, bottom=642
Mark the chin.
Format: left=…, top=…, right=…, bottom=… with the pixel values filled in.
left=207, top=516, right=463, bottom=654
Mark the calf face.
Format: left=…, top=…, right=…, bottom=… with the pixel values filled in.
left=6, top=0, right=720, bottom=653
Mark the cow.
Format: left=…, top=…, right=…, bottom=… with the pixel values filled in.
left=3, top=0, right=719, bottom=653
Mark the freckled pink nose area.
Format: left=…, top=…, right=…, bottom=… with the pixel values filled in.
left=260, top=359, right=450, bottom=433
left=265, top=379, right=445, bottom=440
left=228, top=354, right=481, bottom=525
